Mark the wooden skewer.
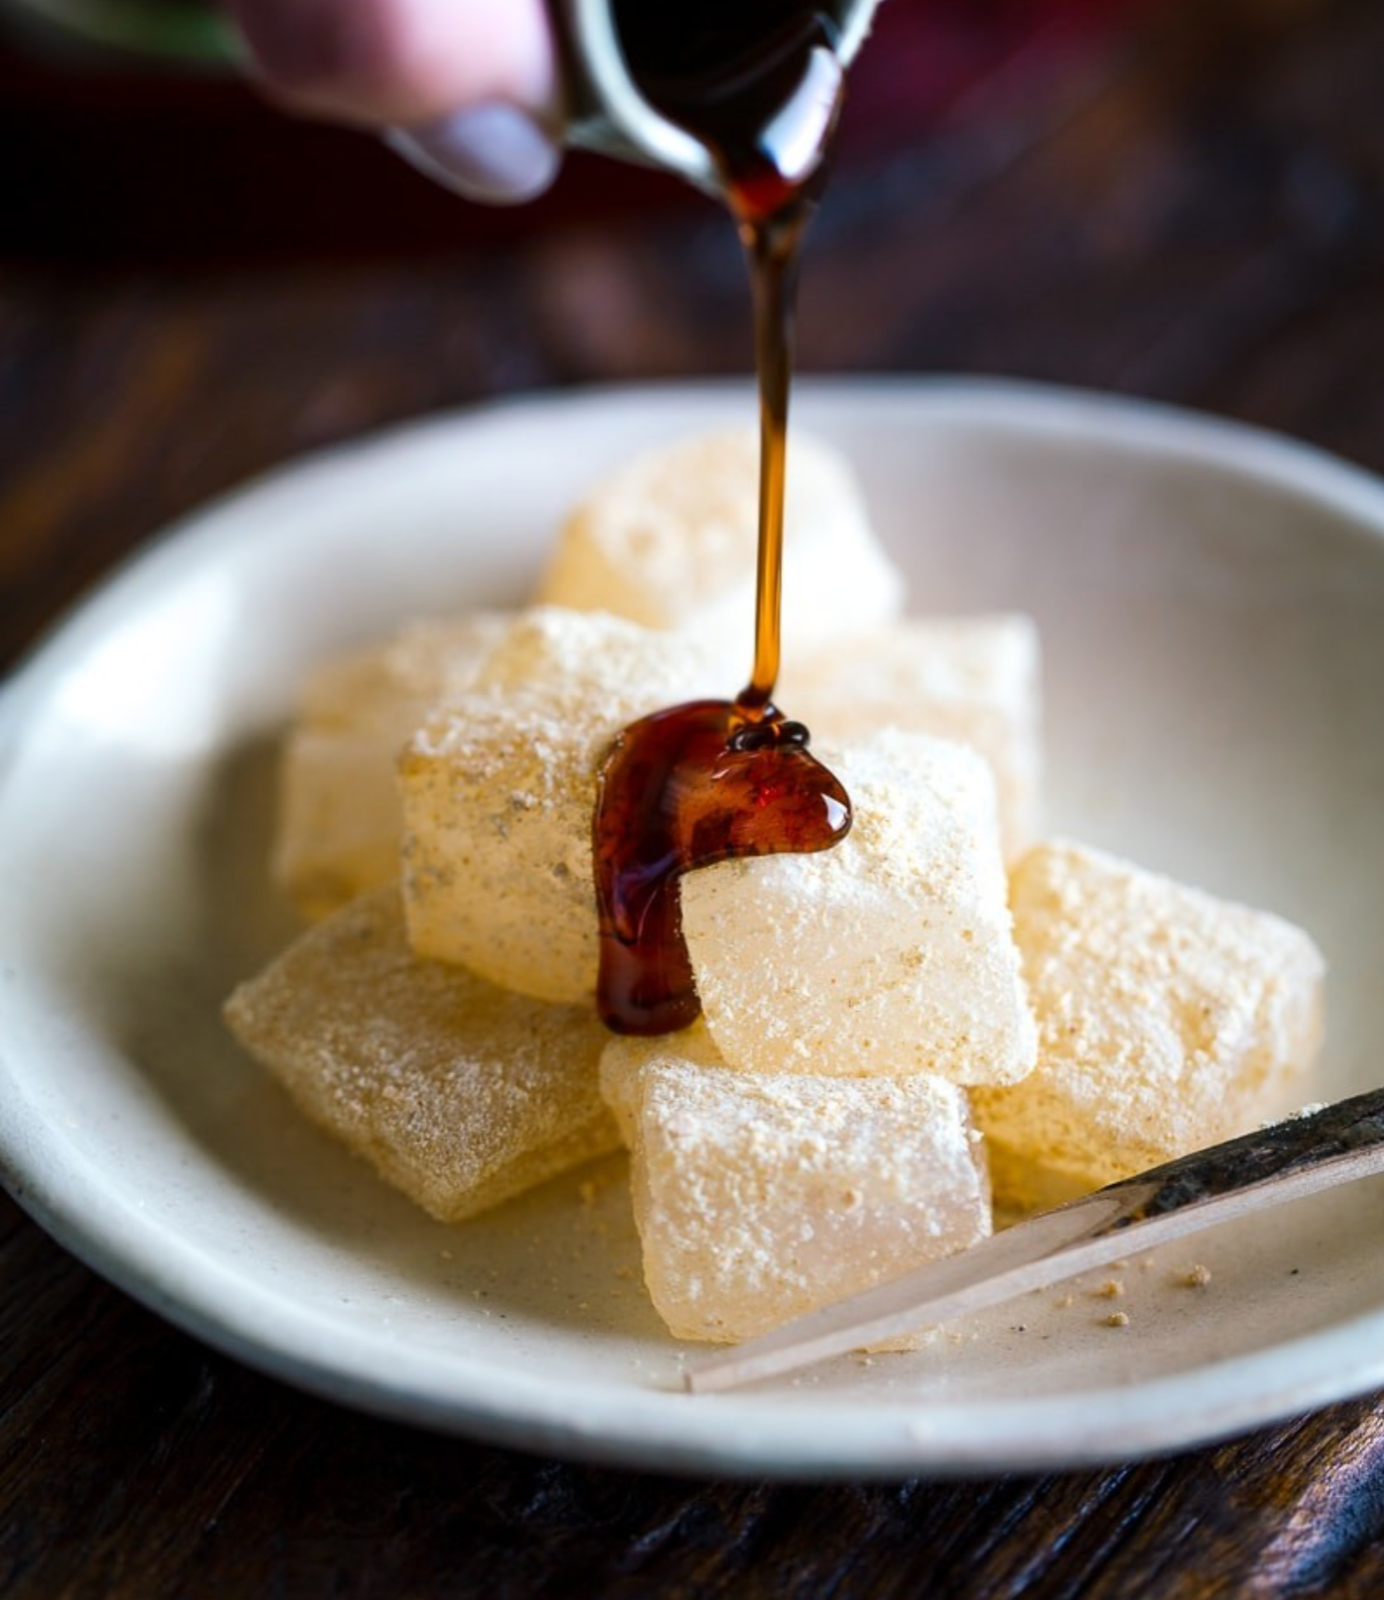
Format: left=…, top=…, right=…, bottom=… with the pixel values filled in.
left=684, top=1088, right=1384, bottom=1395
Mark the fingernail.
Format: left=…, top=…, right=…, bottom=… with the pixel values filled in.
left=386, top=103, right=560, bottom=205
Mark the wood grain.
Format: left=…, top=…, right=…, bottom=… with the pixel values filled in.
left=3, top=0, right=1384, bottom=1593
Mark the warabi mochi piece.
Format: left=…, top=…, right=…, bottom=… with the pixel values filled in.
left=400, top=607, right=723, bottom=1003
left=274, top=612, right=511, bottom=919
left=224, top=887, right=618, bottom=1222
left=680, top=729, right=1038, bottom=1084
left=780, top=614, right=1042, bottom=861
left=295, top=613, right=510, bottom=725
left=974, top=840, right=1326, bottom=1205
left=536, top=429, right=905, bottom=657
left=467, top=603, right=724, bottom=699
left=600, top=1024, right=991, bottom=1344
left=983, top=1142, right=1092, bottom=1216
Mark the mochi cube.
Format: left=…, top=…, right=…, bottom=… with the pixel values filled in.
left=680, top=729, right=1038, bottom=1084
left=600, top=1024, right=991, bottom=1343
left=779, top=615, right=1042, bottom=860
left=974, top=841, right=1326, bottom=1206
left=274, top=612, right=510, bottom=919
left=224, top=887, right=618, bottom=1221
left=400, top=607, right=723, bottom=1003
left=536, top=429, right=905, bottom=660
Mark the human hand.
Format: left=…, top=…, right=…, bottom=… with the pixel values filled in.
left=226, top=0, right=562, bottom=203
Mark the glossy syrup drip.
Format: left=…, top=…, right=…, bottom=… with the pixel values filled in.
left=593, top=8, right=852, bottom=1036
left=594, top=702, right=851, bottom=1034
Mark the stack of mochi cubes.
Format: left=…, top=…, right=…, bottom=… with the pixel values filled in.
left=226, top=430, right=1325, bottom=1347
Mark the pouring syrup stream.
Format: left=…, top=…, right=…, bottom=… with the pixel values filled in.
left=593, top=8, right=854, bottom=1034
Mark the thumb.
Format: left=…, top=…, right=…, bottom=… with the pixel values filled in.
left=229, top=0, right=558, bottom=125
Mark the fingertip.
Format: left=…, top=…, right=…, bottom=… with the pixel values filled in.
left=387, top=105, right=563, bottom=205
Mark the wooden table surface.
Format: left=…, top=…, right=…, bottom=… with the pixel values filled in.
left=4, top=0, right=1384, bottom=1593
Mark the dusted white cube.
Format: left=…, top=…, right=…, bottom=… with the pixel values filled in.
left=780, top=614, right=1042, bottom=860
left=536, top=429, right=905, bottom=660
left=400, top=607, right=722, bottom=1003
left=273, top=612, right=510, bottom=918
left=975, top=841, right=1326, bottom=1206
left=601, top=1024, right=991, bottom=1343
left=680, top=729, right=1038, bottom=1084
left=224, top=888, right=619, bottom=1222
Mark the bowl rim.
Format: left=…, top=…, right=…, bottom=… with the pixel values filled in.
left=3, top=375, right=1383, bottom=1478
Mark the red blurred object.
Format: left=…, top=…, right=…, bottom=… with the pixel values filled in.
left=0, top=0, right=1149, bottom=263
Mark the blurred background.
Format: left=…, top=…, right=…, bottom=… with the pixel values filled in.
left=2, top=0, right=1382, bottom=671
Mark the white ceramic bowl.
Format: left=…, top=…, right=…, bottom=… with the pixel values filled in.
left=2, top=379, right=1382, bottom=1476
